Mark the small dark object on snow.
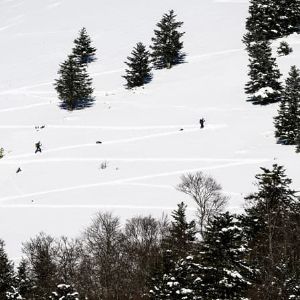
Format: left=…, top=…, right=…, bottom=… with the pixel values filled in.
left=96, top=141, right=102, bottom=144
left=35, top=141, right=42, bottom=153
left=199, top=118, right=205, bottom=129
left=40, top=125, right=45, bottom=129
left=16, top=167, right=22, bottom=173
left=179, top=128, right=184, bottom=131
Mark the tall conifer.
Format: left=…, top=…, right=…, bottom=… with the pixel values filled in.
left=150, top=10, right=185, bottom=69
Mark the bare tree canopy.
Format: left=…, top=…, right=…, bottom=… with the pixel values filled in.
left=177, top=172, right=228, bottom=236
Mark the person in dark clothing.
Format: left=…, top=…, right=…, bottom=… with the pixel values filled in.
left=199, top=118, right=205, bottom=129
left=16, top=167, right=22, bottom=173
left=35, top=141, right=42, bottom=153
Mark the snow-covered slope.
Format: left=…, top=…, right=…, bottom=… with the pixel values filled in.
left=1, top=0, right=300, bottom=258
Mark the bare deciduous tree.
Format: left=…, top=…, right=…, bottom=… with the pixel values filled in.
left=177, top=172, right=228, bottom=236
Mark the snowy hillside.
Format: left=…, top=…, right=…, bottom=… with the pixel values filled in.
left=1, top=0, right=300, bottom=258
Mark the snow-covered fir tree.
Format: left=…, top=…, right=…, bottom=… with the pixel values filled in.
left=244, top=0, right=300, bottom=43
left=245, top=40, right=282, bottom=104
left=0, top=240, right=14, bottom=300
left=150, top=10, right=185, bottom=69
left=243, top=164, right=300, bottom=299
left=164, top=202, right=197, bottom=260
left=123, top=42, right=152, bottom=89
left=277, top=41, right=293, bottom=56
left=199, top=212, right=252, bottom=300
left=50, top=284, right=79, bottom=300
left=148, top=203, right=197, bottom=300
left=54, top=55, right=94, bottom=110
left=15, top=259, right=33, bottom=300
left=274, top=65, right=300, bottom=144
left=72, top=27, right=96, bottom=64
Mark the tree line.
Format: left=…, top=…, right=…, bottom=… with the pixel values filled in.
left=55, top=10, right=185, bottom=110
left=1, top=165, right=300, bottom=299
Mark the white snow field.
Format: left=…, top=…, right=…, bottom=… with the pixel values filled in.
left=1, top=0, right=300, bottom=258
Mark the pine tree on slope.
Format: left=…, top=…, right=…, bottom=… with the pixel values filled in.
left=150, top=10, right=185, bottom=69
left=244, top=0, right=300, bottom=43
left=16, top=259, right=34, bottom=299
left=243, top=164, right=300, bottom=299
left=0, top=239, right=14, bottom=300
left=274, top=65, right=300, bottom=144
left=72, top=27, right=96, bottom=64
left=54, top=55, right=94, bottom=110
left=199, top=212, right=252, bottom=300
left=245, top=40, right=282, bottom=104
left=148, top=203, right=197, bottom=300
left=123, top=42, right=152, bottom=89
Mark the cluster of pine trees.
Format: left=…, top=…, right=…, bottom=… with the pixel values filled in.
left=244, top=0, right=300, bottom=152
left=123, top=9, right=185, bottom=89
left=54, top=10, right=185, bottom=109
left=244, top=0, right=300, bottom=104
left=1, top=165, right=299, bottom=299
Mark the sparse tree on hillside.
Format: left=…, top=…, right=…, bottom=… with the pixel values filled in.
left=150, top=10, right=185, bottom=69
left=72, top=27, right=96, bottom=64
left=123, top=42, right=152, bottom=89
left=177, top=172, right=228, bottom=236
left=54, top=55, right=94, bottom=110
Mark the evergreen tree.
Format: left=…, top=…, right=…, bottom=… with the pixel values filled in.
left=244, top=0, right=300, bottom=43
left=164, top=202, right=197, bottom=260
left=199, top=212, right=252, bottom=300
left=148, top=203, right=197, bottom=300
left=72, top=27, right=96, bottom=64
left=274, top=65, right=300, bottom=144
left=0, top=148, right=3, bottom=159
left=150, top=10, right=185, bottom=69
left=23, top=233, right=58, bottom=300
left=50, top=284, right=79, bottom=300
left=245, top=40, right=282, bottom=104
left=123, top=42, right=152, bottom=89
left=277, top=41, right=293, bottom=56
left=0, top=239, right=14, bottom=300
left=54, top=55, right=94, bottom=110
left=243, top=164, right=300, bottom=299
left=16, top=259, right=34, bottom=299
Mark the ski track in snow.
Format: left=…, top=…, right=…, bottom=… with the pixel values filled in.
left=0, top=203, right=200, bottom=210
left=0, top=159, right=270, bottom=204
left=0, top=157, right=267, bottom=165
left=0, top=102, right=52, bottom=113
left=3, top=125, right=226, bottom=160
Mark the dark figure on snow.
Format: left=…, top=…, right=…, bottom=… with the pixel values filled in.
left=16, top=167, right=22, bottom=173
left=35, top=141, right=42, bottom=153
left=199, top=118, right=205, bottom=129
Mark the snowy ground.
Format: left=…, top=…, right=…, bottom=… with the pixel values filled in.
left=1, top=0, right=300, bottom=259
